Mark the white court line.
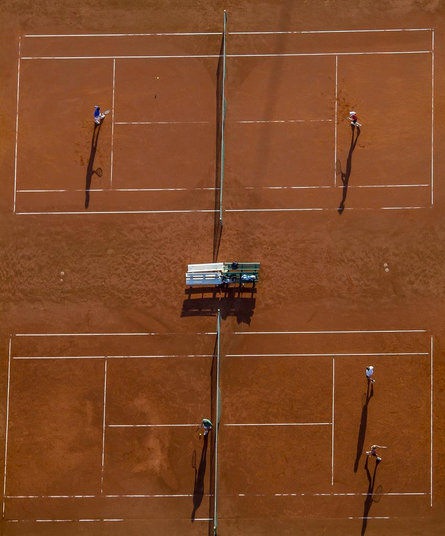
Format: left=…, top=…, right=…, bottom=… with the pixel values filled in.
left=331, top=358, right=335, bottom=486
left=231, top=28, right=432, bottom=34
left=7, top=495, right=96, bottom=499
left=240, top=491, right=427, bottom=497
left=13, top=37, right=21, bottom=213
left=236, top=119, right=332, bottom=124
left=105, top=493, right=197, bottom=498
left=334, top=55, right=338, bottom=186
left=110, top=59, right=116, bottom=187
left=7, top=493, right=198, bottom=499
left=100, top=360, right=108, bottom=494
left=25, top=32, right=222, bottom=37
left=108, top=423, right=199, bottom=428
left=430, top=335, right=433, bottom=507
left=14, top=332, right=216, bottom=337
left=381, top=206, right=426, bottom=210
left=2, top=340, right=12, bottom=518
left=6, top=490, right=426, bottom=499
left=24, top=28, right=432, bottom=38
left=224, top=422, right=331, bottom=426
left=431, top=30, right=434, bottom=205
left=16, top=183, right=428, bottom=193
left=234, top=329, right=426, bottom=334
left=227, top=352, right=428, bottom=357
left=15, top=206, right=429, bottom=215
left=13, top=354, right=213, bottom=360
left=21, top=50, right=431, bottom=60
left=7, top=519, right=124, bottom=523
left=348, top=516, right=390, bottom=520
left=115, top=120, right=210, bottom=125
left=16, top=209, right=216, bottom=215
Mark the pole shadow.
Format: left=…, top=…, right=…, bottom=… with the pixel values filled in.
left=354, top=381, right=374, bottom=473
left=337, top=124, right=360, bottom=214
left=361, top=456, right=379, bottom=536
left=85, top=122, right=103, bottom=209
left=191, top=435, right=209, bottom=522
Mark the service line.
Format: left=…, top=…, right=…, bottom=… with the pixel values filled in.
left=13, top=354, right=213, bottom=360
left=16, top=183, right=429, bottom=194
left=14, top=332, right=216, bottom=337
left=227, top=352, right=429, bottom=357
left=334, top=55, right=338, bottom=186
left=13, top=37, right=21, bottom=213
left=224, top=422, right=331, bottom=427
left=108, top=423, right=199, bottom=428
left=110, top=59, right=116, bottom=187
left=234, top=329, right=426, bottom=334
left=100, top=360, right=108, bottom=494
left=21, top=50, right=432, bottom=60
left=24, top=28, right=432, bottom=38
left=331, top=358, right=335, bottom=486
left=430, top=335, right=434, bottom=507
left=431, top=30, right=435, bottom=205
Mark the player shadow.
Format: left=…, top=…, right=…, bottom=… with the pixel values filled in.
left=85, top=122, right=103, bottom=209
left=337, top=124, right=360, bottom=214
left=213, top=33, right=225, bottom=262
left=354, top=381, right=374, bottom=472
left=191, top=435, right=209, bottom=522
left=181, top=286, right=256, bottom=324
left=361, top=456, right=380, bottom=535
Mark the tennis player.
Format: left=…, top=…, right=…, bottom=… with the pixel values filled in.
left=94, top=105, right=106, bottom=125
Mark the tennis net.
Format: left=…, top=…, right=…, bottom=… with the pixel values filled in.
left=218, top=10, right=227, bottom=226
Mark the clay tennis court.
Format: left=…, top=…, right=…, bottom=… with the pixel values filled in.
left=1, top=2, right=445, bottom=536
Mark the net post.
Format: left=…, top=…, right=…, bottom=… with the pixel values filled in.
left=219, top=10, right=227, bottom=227
left=213, top=309, right=222, bottom=535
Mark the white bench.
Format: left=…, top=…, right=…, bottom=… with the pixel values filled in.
left=187, top=263, right=225, bottom=273
left=186, top=272, right=224, bottom=286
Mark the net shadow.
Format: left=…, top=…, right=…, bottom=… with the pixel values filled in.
left=213, top=28, right=225, bottom=262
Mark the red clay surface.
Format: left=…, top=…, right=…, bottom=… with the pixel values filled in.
left=1, top=1, right=445, bottom=536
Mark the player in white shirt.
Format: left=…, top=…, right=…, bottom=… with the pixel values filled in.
left=365, top=365, right=375, bottom=384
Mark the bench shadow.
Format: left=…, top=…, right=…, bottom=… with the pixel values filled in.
left=354, top=381, right=374, bottom=473
left=85, top=122, right=103, bottom=209
left=337, top=124, right=360, bottom=214
left=181, top=286, right=256, bottom=325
